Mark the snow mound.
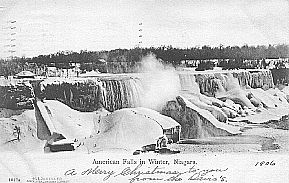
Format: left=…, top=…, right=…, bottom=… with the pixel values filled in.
left=78, top=107, right=180, bottom=152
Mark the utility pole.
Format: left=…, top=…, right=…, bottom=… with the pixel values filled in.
left=138, top=22, right=143, bottom=62
left=3, top=20, right=17, bottom=60
left=138, top=22, right=143, bottom=48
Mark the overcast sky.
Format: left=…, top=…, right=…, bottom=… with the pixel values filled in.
left=0, top=0, right=289, bottom=58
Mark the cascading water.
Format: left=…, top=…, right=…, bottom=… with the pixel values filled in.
left=39, top=76, right=144, bottom=112
left=178, top=72, right=201, bottom=93
left=250, top=70, right=274, bottom=88
left=180, top=70, right=274, bottom=97
left=38, top=69, right=275, bottom=113
left=101, top=77, right=144, bottom=111
left=231, top=70, right=274, bottom=89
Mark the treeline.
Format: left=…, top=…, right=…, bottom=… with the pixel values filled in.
left=1, top=44, right=289, bottom=75
left=21, top=44, right=289, bottom=64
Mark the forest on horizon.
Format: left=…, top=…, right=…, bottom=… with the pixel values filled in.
left=1, top=44, right=289, bottom=75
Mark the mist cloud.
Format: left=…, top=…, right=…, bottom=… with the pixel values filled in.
left=139, top=53, right=180, bottom=111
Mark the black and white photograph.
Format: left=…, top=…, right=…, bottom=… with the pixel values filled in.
left=1, top=0, right=289, bottom=182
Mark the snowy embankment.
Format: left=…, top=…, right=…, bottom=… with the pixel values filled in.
left=1, top=98, right=181, bottom=152
left=0, top=108, right=44, bottom=152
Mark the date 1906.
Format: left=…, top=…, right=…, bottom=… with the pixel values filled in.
left=255, top=160, right=276, bottom=166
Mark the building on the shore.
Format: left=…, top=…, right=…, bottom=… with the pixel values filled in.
left=46, top=63, right=81, bottom=77
left=163, top=126, right=181, bottom=143
left=15, top=71, right=35, bottom=79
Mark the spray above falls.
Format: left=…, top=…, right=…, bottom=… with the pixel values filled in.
left=137, top=53, right=181, bottom=111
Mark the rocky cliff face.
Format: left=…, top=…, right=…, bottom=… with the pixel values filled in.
left=0, top=81, right=34, bottom=110
left=40, top=78, right=104, bottom=112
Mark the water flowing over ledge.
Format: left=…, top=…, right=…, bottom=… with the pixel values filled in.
left=179, top=69, right=274, bottom=97
left=35, top=69, right=275, bottom=112
left=38, top=75, right=143, bottom=112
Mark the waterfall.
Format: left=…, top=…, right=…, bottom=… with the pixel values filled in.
left=39, top=76, right=144, bottom=112
left=178, top=70, right=274, bottom=96
left=101, top=77, right=143, bottom=111
left=2, top=69, right=275, bottom=113
left=179, top=72, right=200, bottom=94
left=37, top=69, right=275, bottom=112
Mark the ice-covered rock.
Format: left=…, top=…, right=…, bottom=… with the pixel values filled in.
left=181, top=93, right=228, bottom=123
left=162, top=96, right=241, bottom=139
